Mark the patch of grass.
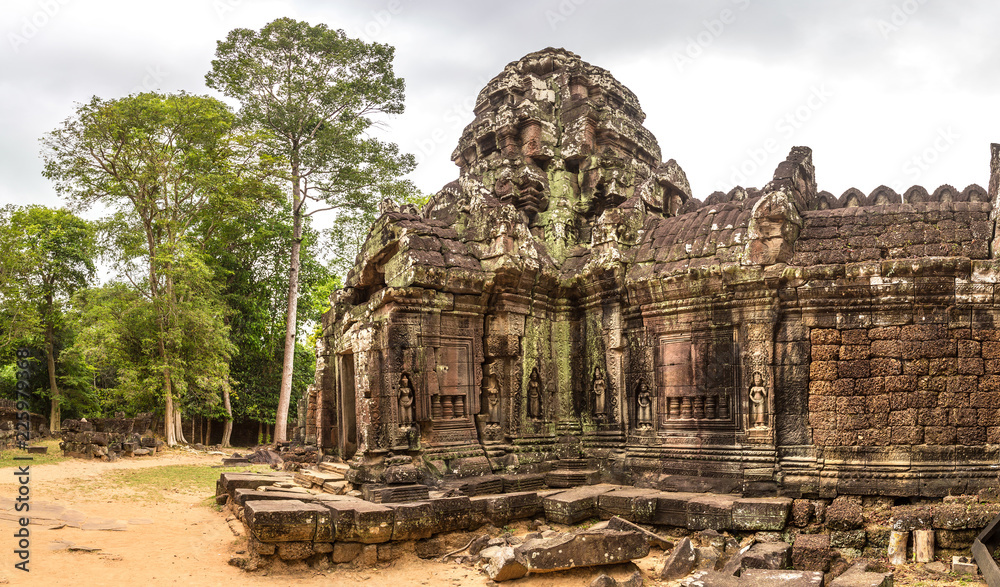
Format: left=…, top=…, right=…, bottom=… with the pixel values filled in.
left=0, top=438, right=69, bottom=468
left=72, top=463, right=274, bottom=502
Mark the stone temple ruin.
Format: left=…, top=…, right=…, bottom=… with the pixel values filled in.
left=307, top=47, right=1000, bottom=498
left=222, top=48, right=1000, bottom=581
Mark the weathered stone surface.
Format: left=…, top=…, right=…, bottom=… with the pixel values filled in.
left=471, top=491, right=541, bottom=526
left=332, top=542, right=363, bottom=563
left=485, top=547, right=527, bottom=582
left=687, top=494, right=738, bottom=531
left=741, top=541, right=791, bottom=571
left=590, top=570, right=644, bottom=587
left=831, top=529, right=867, bottom=549
left=386, top=501, right=435, bottom=541
left=515, top=530, right=649, bottom=573
left=732, top=498, right=792, bottom=531
left=827, top=497, right=864, bottom=531
left=244, top=500, right=330, bottom=543
left=660, top=537, right=697, bottom=581
left=739, top=569, right=824, bottom=586
left=829, top=560, right=893, bottom=587
left=608, top=515, right=673, bottom=550
left=322, top=500, right=394, bottom=544
left=791, top=534, right=833, bottom=572
left=275, top=541, right=315, bottom=560
left=543, top=485, right=616, bottom=525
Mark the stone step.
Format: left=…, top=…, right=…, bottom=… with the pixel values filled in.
left=501, top=473, right=546, bottom=493
left=544, top=469, right=600, bottom=488
left=542, top=484, right=616, bottom=524
left=296, top=469, right=346, bottom=486
left=317, top=461, right=350, bottom=475
left=440, top=474, right=503, bottom=496
left=555, top=458, right=595, bottom=471
left=362, top=483, right=430, bottom=503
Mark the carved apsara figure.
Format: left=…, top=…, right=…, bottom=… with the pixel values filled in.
left=636, top=381, right=653, bottom=429
left=593, top=368, right=607, bottom=419
left=749, top=372, right=767, bottom=428
left=527, top=367, right=542, bottom=419
left=484, top=376, right=501, bottom=424
left=397, top=373, right=415, bottom=427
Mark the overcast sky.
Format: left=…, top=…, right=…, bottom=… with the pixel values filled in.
left=2, top=0, right=998, bottom=210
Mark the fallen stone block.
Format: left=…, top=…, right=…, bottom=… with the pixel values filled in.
left=732, top=497, right=792, bottom=531
left=687, top=494, right=738, bottom=531
left=515, top=529, right=649, bottom=573
left=660, top=537, right=697, bottom=580
left=682, top=570, right=739, bottom=586
left=218, top=472, right=292, bottom=500
left=792, top=534, right=834, bottom=572
left=322, top=500, right=394, bottom=544
left=829, top=560, right=893, bottom=587
left=362, top=483, right=430, bottom=503
left=952, top=555, right=978, bottom=575
left=741, top=541, right=791, bottom=571
left=543, top=484, right=616, bottom=524
left=500, top=473, right=546, bottom=493
left=244, top=499, right=330, bottom=543
left=739, top=569, right=824, bottom=586
left=485, top=546, right=528, bottom=582
left=608, top=516, right=673, bottom=550
left=591, top=570, right=644, bottom=587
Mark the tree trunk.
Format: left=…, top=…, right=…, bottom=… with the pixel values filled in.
left=257, top=420, right=263, bottom=446
left=175, top=410, right=188, bottom=444
left=275, top=171, right=304, bottom=443
left=221, top=385, right=233, bottom=448
left=45, top=317, right=60, bottom=433
left=162, top=358, right=176, bottom=447
left=206, top=417, right=211, bottom=446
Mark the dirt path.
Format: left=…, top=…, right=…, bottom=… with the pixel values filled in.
left=0, top=451, right=988, bottom=586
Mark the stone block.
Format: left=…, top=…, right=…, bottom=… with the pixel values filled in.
left=732, top=497, right=792, bottom=531
left=323, top=500, right=394, bottom=544
left=741, top=541, right=791, bottom=571
left=827, top=497, right=864, bottom=530
left=792, top=533, right=833, bottom=572
left=332, top=542, right=363, bottom=563
left=514, top=529, right=649, bottom=573
left=386, top=501, right=435, bottom=541
left=244, top=499, right=330, bottom=543
left=542, top=485, right=615, bottom=524
left=485, top=547, right=527, bottom=582
left=660, top=537, right=697, bottom=581
left=427, top=496, right=472, bottom=534
left=831, top=529, right=867, bottom=549
left=598, top=487, right=660, bottom=521
left=687, top=494, right=737, bottom=531
left=275, top=541, right=315, bottom=560
left=472, top=491, right=542, bottom=525
left=653, top=492, right=699, bottom=526
left=607, top=516, right=673, bottom=550
left=791, top=499, right=814, bottom=527
left=828, top=560, right=893, bottom=587
left=739, top=569, right=824, bottom=586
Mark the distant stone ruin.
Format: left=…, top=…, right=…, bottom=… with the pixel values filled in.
left=304, top=47, right=1000, bottom=500
left=59, top=416, right=162, bottom=459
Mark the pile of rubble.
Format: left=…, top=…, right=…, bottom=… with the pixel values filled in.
left=221, top=443, right=319, bottom=471
left=59, top=418, right=163, bottom=460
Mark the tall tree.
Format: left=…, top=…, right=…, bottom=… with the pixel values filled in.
left=206, top=17, right=416, bottom=441
left=0, top=206, right=96, bottom=431
left=42, top=92, right=268, bottom=445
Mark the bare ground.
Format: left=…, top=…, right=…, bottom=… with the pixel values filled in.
left=0, top=451, right=988, bottom=586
